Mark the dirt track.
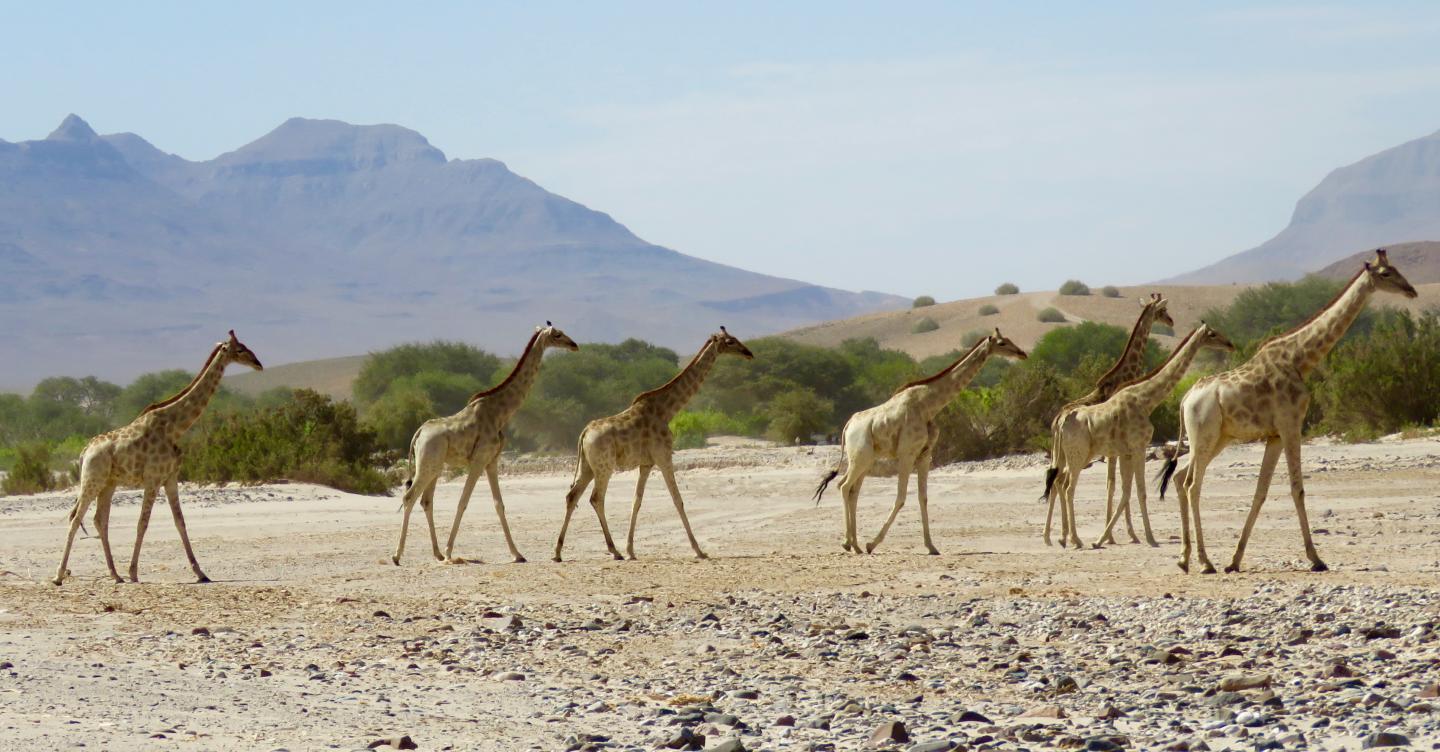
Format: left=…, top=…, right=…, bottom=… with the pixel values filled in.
left=1, top=437, right=1438, bottom=751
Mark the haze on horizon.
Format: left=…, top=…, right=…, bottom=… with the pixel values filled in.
left=7, top=1, right=1440, bottom=300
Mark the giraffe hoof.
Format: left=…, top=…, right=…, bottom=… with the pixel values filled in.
left=1201, top=564, right=1217, bottom=575
left=1311, top=561, right=1329, bottom=573
left=195, top=574, right=211, bottom=584
left=864, top=543, right=877, bottom=554
left=1090, top=542, right=1104, bottom=550
left=611, top=553, right=624, bottom=561
left=51, top=577, right=64, bottom=587
left=695, top=552, right=710, bottom=561
left=512, top=556, right=527, bottom=564
left=552, top=555, right=564, bottom=563
left=1223, top=564, right=1240, bottom=574
left=1147, top=540, right=1160, bottom=548
left=1177, top=561, right=1189, bottom=573
left=391, top=555, right=401, bottom=566
left=927, top=548, right=940, bottom=556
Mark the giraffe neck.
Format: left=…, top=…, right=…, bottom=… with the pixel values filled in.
left=644, top=339, right=719, bottom=422
left=1273, top=272, right=1375, bottom=376
left=477, top=337, right=548, bottom=423
left=150, top=349, right=230, bottom=439
left=1120, top=330, right=1208, bottom=409
left=914, top=344, right=992, bottom=416
left=1094, top=306, right=1158, bottom=398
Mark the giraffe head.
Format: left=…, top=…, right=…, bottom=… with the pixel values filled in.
left=222, top=330, right=264, bottom=371
left=985, top=328, right=1028, bottom=361
left=1193, top=322, right=1236, bottom=354
left=714, top=326, right=755, bottom=360
left=1365, top=249, right=1418, bottom=299
left=538, top=321, right=580, bottom=351
left=1144, top=293, right=1175, bottom=329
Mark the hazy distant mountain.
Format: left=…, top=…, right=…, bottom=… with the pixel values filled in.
left=1310, top=240, right=1440, bottom=284
left=1169, top=129, right=1440, bottom=284
left=0, top=115, right=904, bottom=389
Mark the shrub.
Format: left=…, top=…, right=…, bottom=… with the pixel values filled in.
left=183, top=390, right=393, bottom=494
left=2, top=442, right=59, bottom=495
left=978, top=303, right=999, bottom=316
left=1100, top=285, right=1121, bottom=298
left=912, top=295, right=936, bottom=308
left=1037, top=307, right=1067, bottom=323
left=961, top=330, right=987, bottom=348
left=670, top=410, right=753, bottom=450
left=1201, top=275, right=1370, bottom=353
left=995, top=283, right=1020, bottom=295
left=1058, top=280, right=1090, bottom=296
left=912, top=317, right=940, bottom=334
left=765, top=389, right=835, bottom=444
left=1315, top=309, right=1440, bottom=440
left=353, top=341, right=502, bottom=407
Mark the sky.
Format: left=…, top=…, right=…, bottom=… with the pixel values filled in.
left=5, top=1, right=1440, bottom=300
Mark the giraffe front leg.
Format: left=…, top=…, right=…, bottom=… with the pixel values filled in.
left=128, top=485, right=158, bottom=582
left=916, top=454, right=939, bottom=555
left=1091, top=459, right=1132, bottom=550
left=657, top=461, right=707, bottom=560
left=625, top=466, right=651, bottom=560
left=163, top=478, right=209, bottom=583
left=1175, top=464, right=1192, bottom=572
left=1132, top=453, right=1158, bottom=547
left=485, top=459, right=526, bottom=563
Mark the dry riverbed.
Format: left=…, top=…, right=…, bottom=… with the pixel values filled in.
left=1, top=437, right=1438, bottom=751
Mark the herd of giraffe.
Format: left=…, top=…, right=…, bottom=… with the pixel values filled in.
left=48, top=250, right=1418, bottom=587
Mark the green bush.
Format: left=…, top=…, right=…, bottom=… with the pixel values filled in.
left=1037, top=307, right=1067, bottom=323
left=353, top=341, right=502, bottom=408
left=978, top=303, right=999, bottom=316
left=1202, top=275, right=1371, bottom=354
left=512, top=339, right=678, bottom=450
left=183, top=389, right=393, bottom=494
left=912, top=295, right=936, bottom=308
left=765, top=389, right=834, bottom=444
left=995, top=283, right=1020, bottom=295
left=1059, top=280, right=1090, bottom=296
left=670, top=410, right=754, bottom=450
left=1100, top=285, right=1121, bottom=298
left=1315, top=310, right=1440, bottom=440
left=912, top=317, right=940, bottom=334
left=2, top=442, right=59, bottom=495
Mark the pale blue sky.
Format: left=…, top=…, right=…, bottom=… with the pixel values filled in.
left=5, top=2, right=1440, bottom=299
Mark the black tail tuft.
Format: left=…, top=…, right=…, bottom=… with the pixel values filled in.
left=404, top=477, right=413, bottom=490
left=1158, top=457, right=1179, bottom=499
left=1039, top=467, right=1059, bottom=503
left=813, top=469, right=840, bottom=505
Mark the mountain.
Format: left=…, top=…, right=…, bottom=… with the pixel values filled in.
left=1311, top=241, right=1440, bottom=285
left=0, top=115, right=904, bottom=390
left=1169, top=129, right=1440, bottom=284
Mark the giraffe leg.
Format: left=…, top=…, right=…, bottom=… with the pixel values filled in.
left=1282, top=435, right=1326, bottom=573
left=840, top=474, right=865, bottom=554
left=589, top=472, right=623, bottom=559
left=1118, top=456, right=1139, bottom=543
left=96, top=486, right=134, bottom=584
left=1133, top=452, right=1158, bottom=547
left=1062, top=459, right=1084, bottom=550
left=916, top=454, right=940, bottom=555
left=1175, top=463, right=1193, bottom=572
left=485, top=459, right=526, bottom=563
left=625, top=466, right=652, bottom=560
left=163, top=477, right=209, bottom=583
left=553, top=461, right=594, bottom=562
left=54, top=480, right=104, bottom=586
left=442, top=471, right=481, bottom=563
left=1222, top=437, right=1281, bottom=572
left=1043, top=468, right=1061, bottom=547
left=127, top=485, right=159, bottom=582
left=657, top=460, right=707, bottom=560
left=1185, top=455, right=1217, bottom=574
left=1101, top=458, right=1126, bottom=545
left=866, top=458, right=912, bottom=554
left=392, top=473, right=434, bottom=565
left=1092, top=455, right=1133, bottom=549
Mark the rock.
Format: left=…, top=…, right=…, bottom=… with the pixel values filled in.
left=1323, top=660, right=1354, bottom=678
left=869, top=720, right=910, bottom=745
left=773, top=715, right=795, bottom=727
left=1204, top=692, right=1246, bottom=707
left=372, top=610, right=391, bottom=619
left=191, top=627, right=211, bottom=637
left=907, top=742, right=955, bottom=752
left=367, top=737, right=418, bottom=750
left=662, top=727, right=705, bottom=750
left=705, top=739, right=746, bottom=752
left=1020, top=705, right=1066, bottom=719
left=1217, top=674, right=1271, bottom=692
left=1283, top=628, right=1312, bottom=645
left=495, top=671, right=526, bottom=681
left=1096, top=705, right=1126, bottom=720
left=1362, top=732, right=1410, bottom=748
left=1053, top=676, right=1079, bottom=694
left=484, top=614, right=523, bottom=632
left=1361, top=625, right=1402, bottom=641
left=1085, top=739, right=1124, bottom=752
left=955, top=710, right=992, bottom=724
left=731, top=689, right=759, bottom=700
left=1419, top=684, right=1440, bottom=699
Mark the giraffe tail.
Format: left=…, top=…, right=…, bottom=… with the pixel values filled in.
left=813, top=431, right=848, bottom=505
left=397, top=426, right=422, bottom=511
left=1157, top=415, right=1189, bottom=499
left=1039, top=413, right=1064, bottom=503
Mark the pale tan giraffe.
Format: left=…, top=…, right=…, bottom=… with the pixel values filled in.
left=1042, top=294, right=1175, bottom=546
left=392, top=324, right=578, bottom=565
left=52, top=331, right=263, bottom=586
left=552, top=328, right=754, bottom=562
left=1164, top=250, right=1417, bottom=574
left=1052, top=324, right=1235, bottom=550
left=813, top=329, right=1028, bottom=555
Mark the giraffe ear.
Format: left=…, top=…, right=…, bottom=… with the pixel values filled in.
left=228, top=329, right=237, bottom=343
left=993, top=327, right=1001, bottom=338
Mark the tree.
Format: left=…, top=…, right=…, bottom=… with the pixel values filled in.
left=995, top=283, right=1020, bottom=295
left=912, top=295, right=936, bottom=308
left=353, top=341, right=502, bottom=407
left=765, top=389, right=834, bottom=444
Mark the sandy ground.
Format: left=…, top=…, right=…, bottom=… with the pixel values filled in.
left=1, top=437, right=1438, bottom=751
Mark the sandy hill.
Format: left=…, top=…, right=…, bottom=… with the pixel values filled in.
left=227, top=355, right=368, bottom=401
left=1313, top=241, right=1440, bottom=285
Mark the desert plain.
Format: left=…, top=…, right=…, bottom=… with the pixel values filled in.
left=0, top=436, right=1438, bottom=751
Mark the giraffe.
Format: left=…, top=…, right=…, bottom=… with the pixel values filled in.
left=52, top=331, right=263, bottom=586
left=1041, top=293, right=1175, bottom=547
left=1163, top=250, right=1417, bottom=574
left=1052, top=323, right=1235, bottom=550
left=552, top=327, right=754, bottom=562
left=391, top=323, right=579, bottom=565
left=813, top=329, right=1029, bottom=555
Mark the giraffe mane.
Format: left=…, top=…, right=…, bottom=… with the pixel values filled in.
left=1093, top=299, right=1159, bottom=388
left=1109, top=326, right=1200, bottom=393
left=467, top=329, right=544, bottom=404
left=892, top=337, right=988, bottom=395
left=140, top=343, right=224, bottom=415
left=631, top=336, right=713, bottom=405
left=1254, top=267, right=1366, bottom=352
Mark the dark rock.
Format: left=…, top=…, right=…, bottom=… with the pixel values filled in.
left=773, top=715, right=795, bottom=727
left=705, top=739, right=745, bottom=752
left=367, top=737, right=417, bottom=750
left=907, top=742, right=955, bottom=752
left=1085, top=738, right=1124, bottom=752
left=869, top=720, right=910, bottom=745
left=1362, top=732, right=1410, bottom=748
left=191, top=627, right=210, bottom=637
left=954, top=710, right=992, bottom=724
left=1362, top=625, right=1402, bottom=641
